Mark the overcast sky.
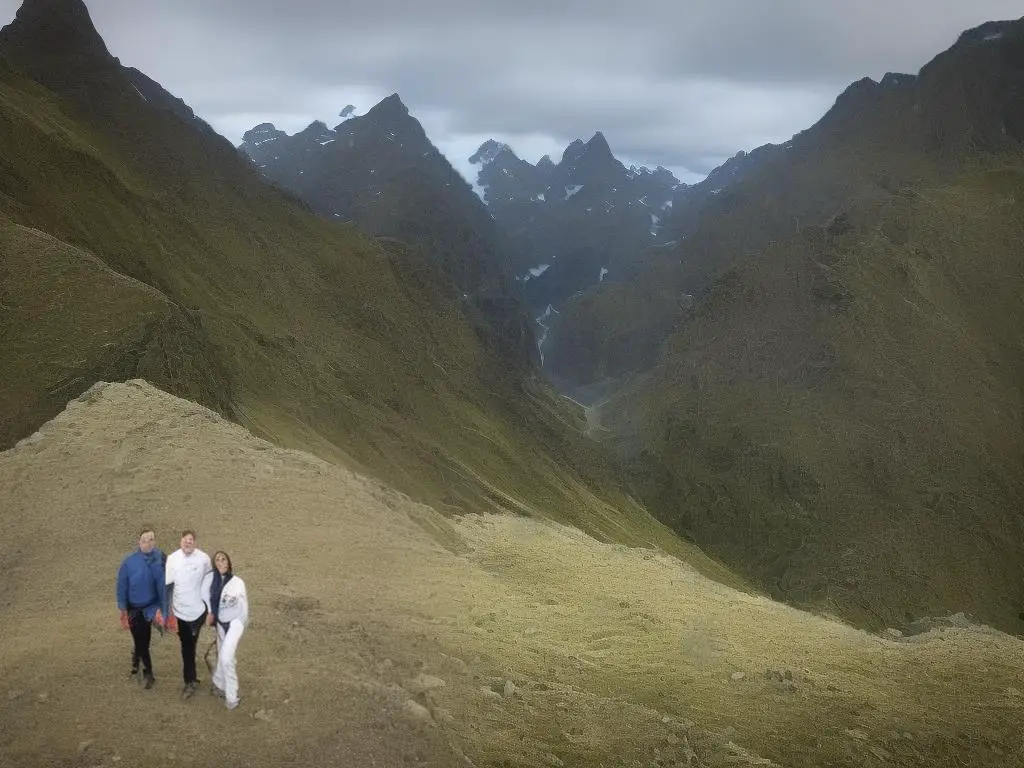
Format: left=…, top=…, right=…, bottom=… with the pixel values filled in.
left=4, top=1, right=1022, bottom=183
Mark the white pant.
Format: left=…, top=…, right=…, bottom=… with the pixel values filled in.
left=213, top=621, right=244, bottom=705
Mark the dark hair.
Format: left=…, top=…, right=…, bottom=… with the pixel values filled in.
left=213, top=550, right=233, bottom=573
left=138, top=525, right=155, bottom=539
left=180, top=529, right=196, bottom=540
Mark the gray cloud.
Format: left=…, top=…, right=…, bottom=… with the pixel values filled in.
left=2, top=0, right=1021, bottom=181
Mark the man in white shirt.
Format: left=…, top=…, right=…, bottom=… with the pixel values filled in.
left=165, top=529, right=213, bottom=699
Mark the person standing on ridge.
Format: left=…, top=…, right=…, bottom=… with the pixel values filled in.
left=202, top=550, right=248, bottom=710
left=165, top=529, right=213, bottom=699
left=116, top=526, right=168, bottom=690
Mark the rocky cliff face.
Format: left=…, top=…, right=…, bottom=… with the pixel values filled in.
left=241, top=95, right=514, bottom=296
left=470, top=132, right=681, bottom=314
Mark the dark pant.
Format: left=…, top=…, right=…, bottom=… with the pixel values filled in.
left=128, top=609, right=153, bottom=675
left=177, top=610, right=207, bottom=683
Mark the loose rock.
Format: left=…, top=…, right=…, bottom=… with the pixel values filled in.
left=403, top=699, right=434, bottom=725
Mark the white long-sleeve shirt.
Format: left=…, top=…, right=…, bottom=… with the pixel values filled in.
left=202, top=572, right=249, bottom=627
left=165, top=548, right=213, bottom=621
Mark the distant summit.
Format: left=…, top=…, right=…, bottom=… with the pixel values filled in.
left=242, top=122, right=288, bottom=147
left=362, top=92, right=410, bottom=123
left=240, top=94, right=537, bottom=366
left=239, top=93, right=508, bottom=294
left=469, top=132, right=681, bottom=314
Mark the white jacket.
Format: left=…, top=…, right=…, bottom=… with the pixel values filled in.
left=166, top=548, right=213, bottom=621
left=202, top=572, right=249, bottom=627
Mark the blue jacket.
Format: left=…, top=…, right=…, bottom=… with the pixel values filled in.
left=116, top=548, right=167, bottom=621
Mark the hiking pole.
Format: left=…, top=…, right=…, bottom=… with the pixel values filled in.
left=203, top=638, right=217, bottom=675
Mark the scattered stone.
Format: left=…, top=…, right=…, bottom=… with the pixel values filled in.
left=252, top=709, right=273, bottom=722
left=723, top=741, right=781, bottom=766
left=845, top=729, right=870, bottom=741
left=869, top=745, right=892, bottom=760
left=680, top=734, right=697, bottom=763
left=542, top=754, right=564, bottom=767
left=524, top=627, right=539, bottom=636
left=402, top=699, right=434, bottom=725
left=1007, top=687, right=1022, bottom=698
left=112, top=757, right=121, bottom=763
left=480, top=686, right=503, bottom=701
left=730, top=671, right=745, bottom=682
left=665, top=733, right=681, bottom=746
left=36, top=692, right=48, bottom=703
left=6, top=690, right=22, bottom=700
left=901, top=732, right=914, bottom=741
left=885, top=627, right=904, bottom=638
left=76, top=739, right=94, bottom=753
left=410, top=674, right=446, bottom=693
left=502, top=680, right=517, bottom=699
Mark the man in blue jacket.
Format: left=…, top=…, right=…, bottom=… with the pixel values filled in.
left=116, top=526, right=168, bottom=689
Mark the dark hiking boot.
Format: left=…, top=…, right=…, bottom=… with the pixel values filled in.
left=181, top=682, right=198, bottom=699
left=143, top=673, right=155, bottom=690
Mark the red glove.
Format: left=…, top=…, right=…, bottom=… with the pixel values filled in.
left=166, top=614, right=179, bottom=633
left=153, top=609, right=165, bottom=628
left=119, top=610, right=130, bottom=631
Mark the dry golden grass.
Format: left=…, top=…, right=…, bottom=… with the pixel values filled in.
left=1, top=381, right=1021, bottom=767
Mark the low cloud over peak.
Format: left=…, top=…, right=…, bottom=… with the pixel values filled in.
left=2, top=0, right=1020, bottom=181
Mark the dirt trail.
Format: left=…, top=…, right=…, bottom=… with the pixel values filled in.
left=1, top=381, right=1022, bottom=767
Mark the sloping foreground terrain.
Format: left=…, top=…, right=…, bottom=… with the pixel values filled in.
left=1, top=381, right=1022, bottom=768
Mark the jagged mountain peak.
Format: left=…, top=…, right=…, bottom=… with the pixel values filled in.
left=363, top=92, right=410, bottom=123
left=297, top=119, right=335, bottom=141
left=469, top=139, right=516, bottom=166
left=241, top=122, right=287, bottom=147
left=585, top=131, right=613, bottom=155
left=561, top=138, right=586, bottom=166
left=0, top=0, right=111, bottom=60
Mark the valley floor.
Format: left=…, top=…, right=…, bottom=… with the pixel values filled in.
left=0, top=381, right=1021, bottom=767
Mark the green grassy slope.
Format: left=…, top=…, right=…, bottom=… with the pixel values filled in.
left=0, top=3, right=739, bottom=576
left=551, top=21, right=1024, bottom=631
left=606, top=164, right=1024, bottom=631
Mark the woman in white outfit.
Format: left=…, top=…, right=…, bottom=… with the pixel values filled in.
left=202, top=550, right=248, bottom=710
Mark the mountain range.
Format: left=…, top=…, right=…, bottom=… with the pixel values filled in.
left=468, top=133, right=680, bottom=313
left=240, top=110, right=685, bottom=370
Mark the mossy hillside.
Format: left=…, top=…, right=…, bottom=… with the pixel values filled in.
left=619, top=165, right=1024, bottom=631
left=546, top=23, right=1024, bottom=632
left=0, top=32, right=715, bottom=564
